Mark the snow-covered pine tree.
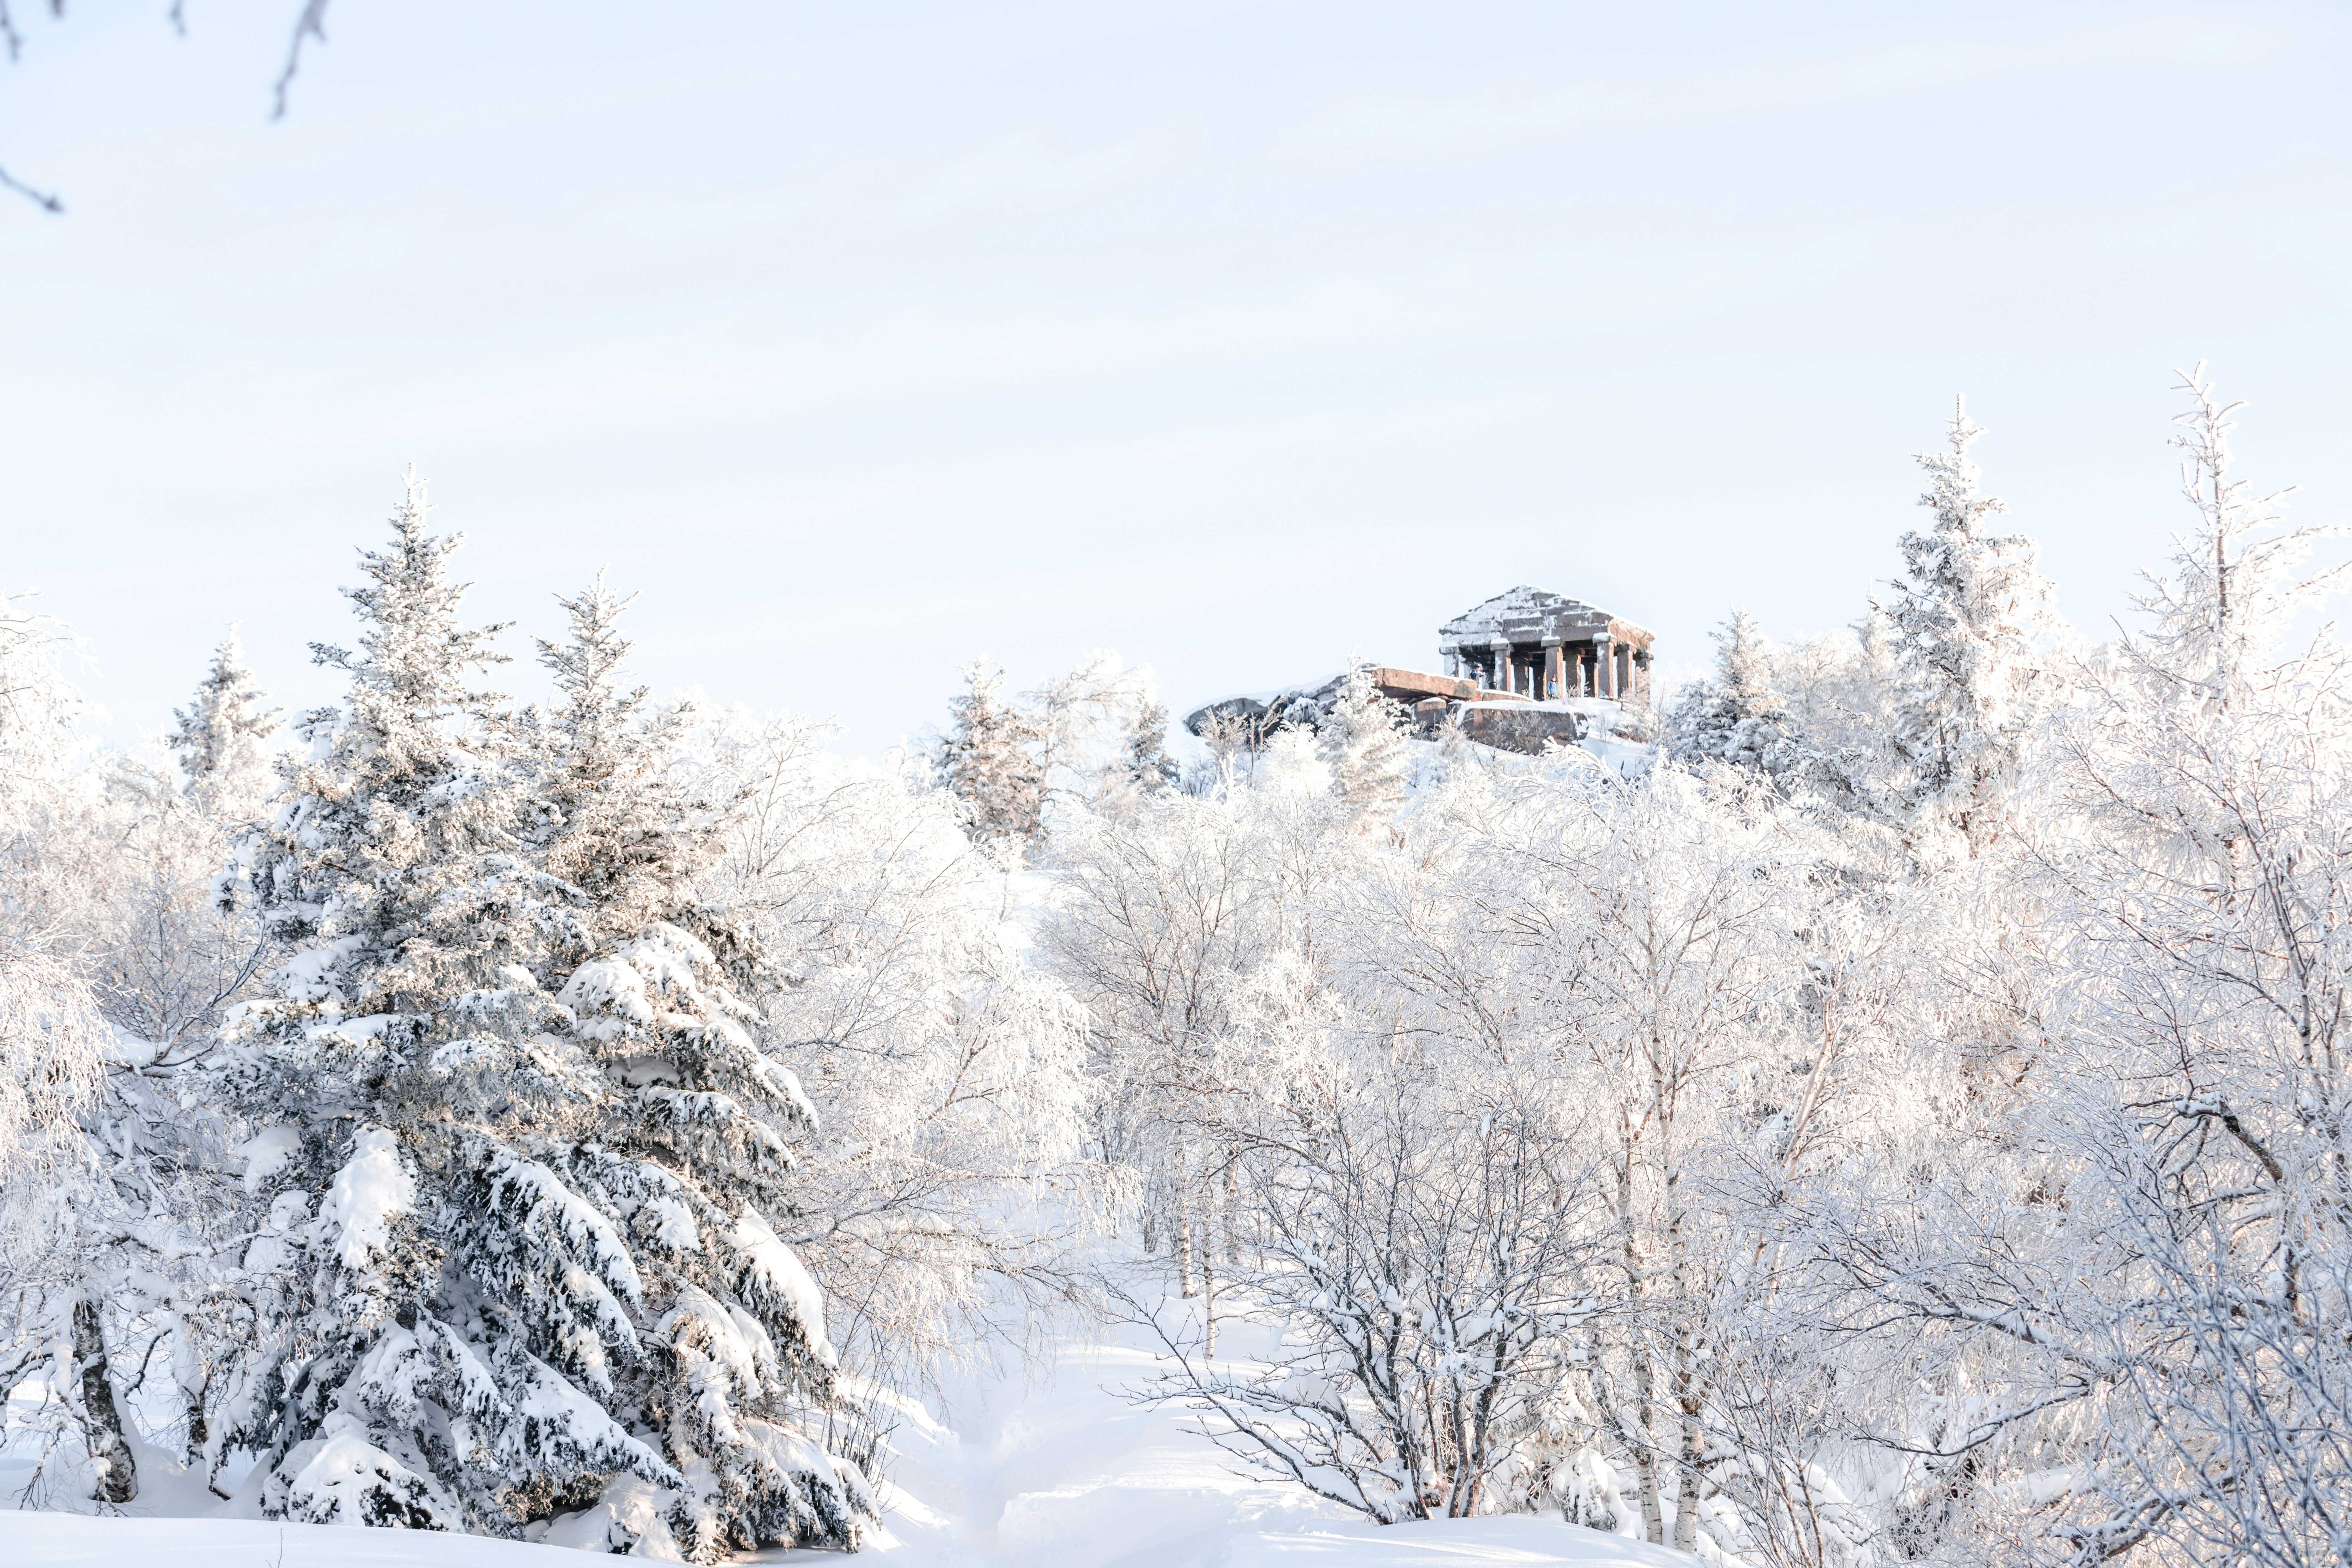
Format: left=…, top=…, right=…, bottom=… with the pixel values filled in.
left=524, top=576, right=868, bottom=1558
left=165, top=627, right=282, bottom=815
left=1875, top=397, right=2061, bottom=856
left=212, top=478, right=687, bottom=1543
left=936, top=658, right=1045, bottom=848
left=1663, top=610, right=1803, bottom=779
left=1315, top=663, right=1410, bottom=820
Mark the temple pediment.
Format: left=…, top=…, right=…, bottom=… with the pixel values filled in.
left=1439, top=585, right=1653, bottom=653
left=1439, top=585, right=1654, bottom=704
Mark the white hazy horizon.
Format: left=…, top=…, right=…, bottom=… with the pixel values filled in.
left=5, top=1, right=2348, bottom=757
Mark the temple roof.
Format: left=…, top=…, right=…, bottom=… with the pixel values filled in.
left=1439, top=586, right=1653, bottom=651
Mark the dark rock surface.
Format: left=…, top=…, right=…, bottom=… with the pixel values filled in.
left=1454, top=702, right=1587, bottom=754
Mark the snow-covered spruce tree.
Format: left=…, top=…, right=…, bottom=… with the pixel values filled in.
left=936, top=657, right=1045, bottom=850
left=1663, top=610, right=1805, bottom=780
left=1315, top=662, right=1410, bottom=820
left=524, top=574, right=707, bottom=939
left=216, top=483, right=865, bottom=1555
left=523, top=576, right=868, bottom=1557
left=165, top=626, right=282, bottom=816
left=1875, top=397, right=2062, bottom=857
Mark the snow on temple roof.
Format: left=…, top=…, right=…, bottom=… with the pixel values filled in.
left=1439, top=585, right=1653, bottom=651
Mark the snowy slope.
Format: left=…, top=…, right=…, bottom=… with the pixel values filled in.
left=780, top=1300, right=1698, bottom=1568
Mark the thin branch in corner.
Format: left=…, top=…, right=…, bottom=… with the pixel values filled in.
left=272, top=0, right=332, bottom=120
left=0, top=0, right=34, bottom=66
left=0, top=2, right=65, bottom=208
left=0, top=162, right=62, bottom=213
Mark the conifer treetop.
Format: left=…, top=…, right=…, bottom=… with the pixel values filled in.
left=1914, top=395, right=2008, bottom=541
left=937, top=657, right=1046, bottom=847
left=528, top=572, right=720, bottom=949
left=167, top=625, right=282, bottom=789
left=309, top=467, right=511, bottom=715
left=537, top=571, right=649, bottom=751
left=1875, top=396, right=2063, bottom=855
left=2136, top=363, right=2346, bottom=708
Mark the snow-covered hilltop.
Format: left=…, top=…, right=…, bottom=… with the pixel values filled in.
left=10, top=375, right=2352, bottom=1567
left=1181, top=584, right=1663, bottom=770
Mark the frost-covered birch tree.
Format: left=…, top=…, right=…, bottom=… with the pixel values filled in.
left=2009, top=371, right=2352, bottom=1567
left=693, top=706, right=1108, bottom=1394
left=0, top=593, right=136, bottom=1508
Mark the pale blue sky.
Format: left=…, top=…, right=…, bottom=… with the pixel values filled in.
left=5, top=2, right=2348, bottom=757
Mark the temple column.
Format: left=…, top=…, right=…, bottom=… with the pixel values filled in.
left=1542, top=639, right=1563, bottom=701
left=1596, top=634, right=1615, bottom=699
left=1491, top=638, right=1511, bottom=695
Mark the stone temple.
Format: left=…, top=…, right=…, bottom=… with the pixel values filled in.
left=1437, top=585, right=1655, bottom=705
left=1184, top=584, right=1656, bottom=758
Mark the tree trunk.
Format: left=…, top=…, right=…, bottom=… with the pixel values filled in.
left=1202, top=1195, right=1218, bottom=1359
left=1176, top=1145, right=1196, bottom=1298
left=73, top=1296, right=137, bottom=1504
left=1614, top=1143, right=1662, bottom=1547
left=1223, top=1158, right=1240, bottom=1265
left=1631, top=1345, right=1664, bottom=1545
left=1673, top=1320, right=1702, bottom=1553
left=184, top=1388, right=209, bottom=1468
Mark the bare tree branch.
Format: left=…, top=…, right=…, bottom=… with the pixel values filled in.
left=0, top=161, right=62, bottom=213
left=271, top=0, right=332, bottom=121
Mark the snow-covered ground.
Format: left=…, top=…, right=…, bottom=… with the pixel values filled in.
left=12, top=1514, right=576, bottom=1567
left=13, top=1508, right=1696, bottom=1567
left=11, top=1297, right=1697, bottom=1567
